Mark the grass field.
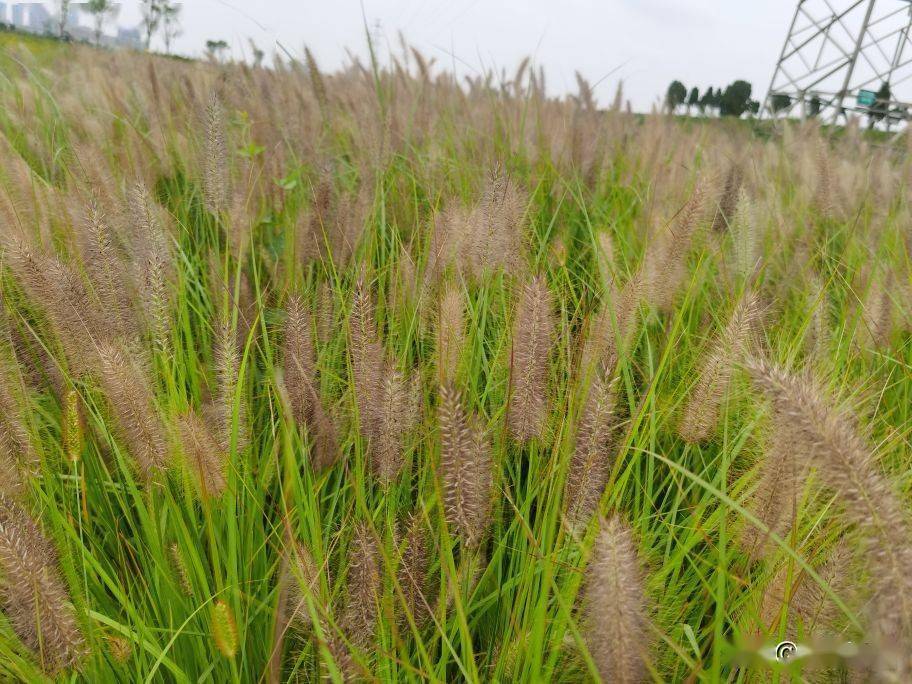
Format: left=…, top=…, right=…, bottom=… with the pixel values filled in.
left=0, top=34, right=909, bottom=683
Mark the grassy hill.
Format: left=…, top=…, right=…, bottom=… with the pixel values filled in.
left=0, top=31, right=908, bottom=682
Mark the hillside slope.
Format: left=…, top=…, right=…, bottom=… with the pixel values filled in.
left=0, top=33, right=908, bottom=682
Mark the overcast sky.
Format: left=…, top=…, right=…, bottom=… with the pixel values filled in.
left=105, top=0, right=798, bottom=110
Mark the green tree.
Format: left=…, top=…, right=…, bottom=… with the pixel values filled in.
left=206, top=39, right=229, bottom=63
left=719, top=80, right=752, bottom=117
left=687, top=86, right=700, bottom=115
left=140, top=0, right=163, bottom=49
left=56, top=0, right=70, bottom=38
left=868, top=81, right=891, bottom=128
left=808, top=95, right=822, bottom=118
left=249, top=39, right=265, bottom=68
left=699, top=86, right=714, bottom=115
left=711, top=87, right=723, bottom=111
left=770, top=93, right=791, bottom=114
left=86, top=0, right=118, bottom=45
left=161, top=1, right=182, bottom=54
left=666, top=80, right=687, bottom=113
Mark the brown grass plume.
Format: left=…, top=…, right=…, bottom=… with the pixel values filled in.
left=0, top=496, right=86, bottom=673
left=745, top=356, right=912, bottom=675
left=565, top=369, right=620, bottom=528
left=507, top=275, right=554, bottom=442
left=96, top=343, right=167, bottom=478
left=584, top=514, right=648, bottom=683
left=438, top=383, right=493, bottom=549
left=678, top=291, right=761, bottom=443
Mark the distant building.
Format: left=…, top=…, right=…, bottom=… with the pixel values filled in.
left=9, top=3, right=52, bottom=33
left=65, top=7, right=80, bottom=29
left=4, top=2, right=144, bottom=49
left=27, top=3, right=50, bottom=31
left=117, top=26, right=142, bottom=49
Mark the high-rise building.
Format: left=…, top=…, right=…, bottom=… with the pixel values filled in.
left=117, top=26, right=142, bottom=49
left=27, top=2, right=50, bottom=31
left=5, top=3, right=147, bottom=48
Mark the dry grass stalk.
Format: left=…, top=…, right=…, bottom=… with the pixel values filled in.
left=678, top=291, right=762, bottom=443
left=860, top=270, right=893, bottom=349
left=371, top=365, right=419, bottom=483
left=423, top=171, right=527, bottom=286
left=584, top=514, right=648, bottom=683
left=304, top=47, right=329, bottom=116
left=315, top=282, right=334, bottom=346
left=340, top=522, right=382, bottom=650
left=295, top=167, right=371, bottom=269
left=565, top=369, right=620, bottom=528
left=745, top=357, right=912, bottom=675
left=463, top=171, right=527, bottom=279
left=813, top=142, right=834, bottom=218
left=272, top=540, right=333, bottom=682
left=396, top=246, right=418, bottom=310
left=805, top=276, right=830, bottom=360
left=129, top=183, right=172, bottom=352
left=0, top=495, right=86, bottom=673
left=96, top=342, right=167, bottom=478
left=757, top=543, right=851, bottom=636
left=644, top=181, right=707, bottom=312
left=581, top=273, right=644, bottom=375
left=397, top=512, right=433, bottom=628
left=0, top=366, right=36, bottom=487
left=178, top=410, right=227, bottom=498
left=82, top=203, right=138, bottom=342
left=349, top=274, right=384, bottom=424
left=349, top=276, right=419, bottom=483
left=169, top=542, right=194, bottom=596
left=422, top=206, right=463, bottom=290
left=738, top=425, right=804, bottom=562
left=282, top=295, right=317, bottom=425
left=711, top=161, right=743, bottom=233
left=214, top=317, right=247, bottom=453
left=730, top=189, right=760, bottom=281
left=286, top=542, right=322, bottom=630
left=207, top=255, right=256, bottom=354
left=438, top=383, right=493, bottom=549
left=203, top=92, right=229, bottom=215
left=297, top=175, right=332, bottom=264
left=436, top=284, right=465, bottom=384
left=7, top=244, right=104, bottom=376
left=281, top=294, right=339, bottom=471
left=507, top=275, right=554, bottom=442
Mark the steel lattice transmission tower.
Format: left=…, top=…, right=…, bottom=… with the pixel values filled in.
left=763, top=0, right=912, bottom=126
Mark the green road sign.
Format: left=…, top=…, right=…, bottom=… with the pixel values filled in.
left=857, top=89, right=876, bottom=106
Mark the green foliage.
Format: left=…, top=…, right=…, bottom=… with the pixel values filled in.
left=0, top=31, right=908, bottom=684
left=666, top=80, right=687, bottom=112
left=719, top=80, right=752, bottom=117
left=867, top=80, right=892, bottom=126
left=771, top=93, right=791, bottom=113
left=808, top=95, right=821, bottom=118
left=700, top=86, right=716, bottom=113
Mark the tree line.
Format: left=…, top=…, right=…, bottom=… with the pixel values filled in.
left=47, top=0, right=181, bottom=51
left=665, top=80, right=760, bottom=118
left=49, top=1, right=243, bottom=63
